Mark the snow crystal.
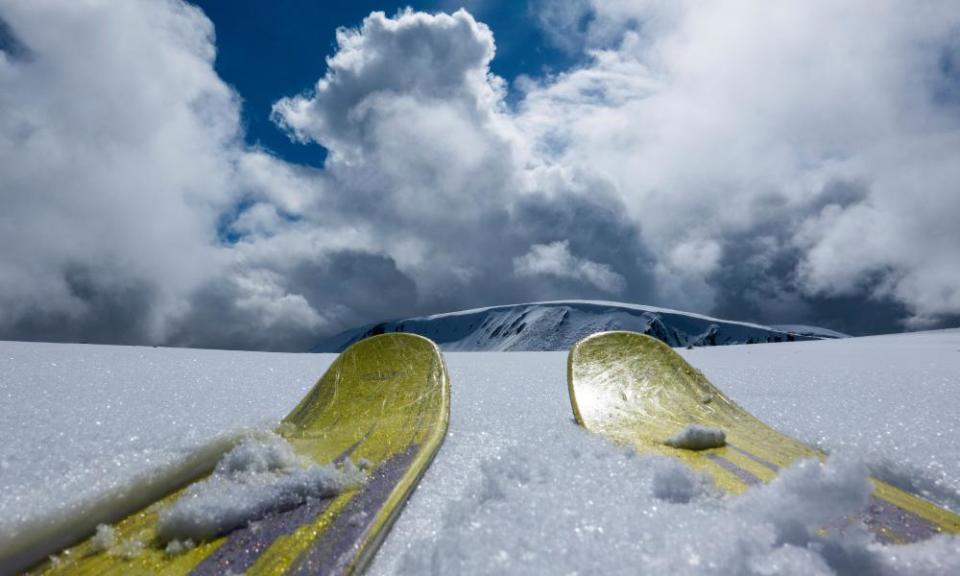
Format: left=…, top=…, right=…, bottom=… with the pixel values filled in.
left=164, top=538, right=196, bottom=556
left=156, top=433, right=364, bottom=542
left=109, top=537, right=143, bottom=560
left=651, top=460, right=711, bottom=503
left=664, top=425, right=726, bottom=450
left=89, top=524, right=116, bottom=552
left=215, top=431, right=305, bottom=474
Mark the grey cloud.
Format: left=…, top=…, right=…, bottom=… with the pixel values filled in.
left=287, top=251, right=419, bottom=332
left=524, top=0, right=960, bottom=333
left=0, top=264, right=157, bottom=345
left=168, top=272, right=322, bottom=352
left=691, top=176, right=957, bottom=335
left=173, top=250, right=416, bottom=351
left=509, top=187, right=658, bottom=301
left=704, top=181, right=903, bottom=334
left=0, top=15, right=30, bottom=60
left=0, top=0, right=241, bottom=346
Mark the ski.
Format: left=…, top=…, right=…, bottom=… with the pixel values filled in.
left=28, top=333, right=450, bottom=575
left=568, top=330, right=960, bottom=543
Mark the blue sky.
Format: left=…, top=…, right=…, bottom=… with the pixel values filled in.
left=1, top=1, right=959, bottom=350
left=192, top=1, right=577, bottom=168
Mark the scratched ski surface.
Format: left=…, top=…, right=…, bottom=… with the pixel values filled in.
left=28, top=332, right=450, bottom=575
left=568, top=331, right=960, bottom=543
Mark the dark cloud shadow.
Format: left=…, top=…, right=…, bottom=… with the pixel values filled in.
left=1, top=265, right=158, bottom=345
left=0, top=16, right=32, bottom=61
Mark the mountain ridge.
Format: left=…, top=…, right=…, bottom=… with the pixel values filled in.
left=312, top=300, right=846, bottom=352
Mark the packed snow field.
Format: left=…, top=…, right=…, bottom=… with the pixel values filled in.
left=1, top=331, right=959, bottom=574
left=0, top=343, right=331, bottom=571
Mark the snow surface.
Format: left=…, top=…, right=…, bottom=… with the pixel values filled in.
left=2, top=331, right=960, bottom=574
left=771, top=324, right=851, bottom=339
left=0, top=341, right=329, bottom=572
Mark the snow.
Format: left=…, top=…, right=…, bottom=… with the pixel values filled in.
left=164, top=538, right=196, bottom=556
left=90, top=524, right=116, bottom=552
left=0, top=341, right=328, bottom=572
left=650, top=459, right=713, bottom=504
left=82, top=524, right=142, bottom=561
left=421, top=299, right=775, bottom=329
left=664, top=425, right=727, bottom=450
left=771, top=324, right=851, bottom=339
left=157, top=432, right=364, bottom=542
left=2, top=330, right=960, bottom=574
left=314, top=300, right=839, bottom=353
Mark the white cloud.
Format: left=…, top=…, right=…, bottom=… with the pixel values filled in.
left=514, top=240, right=627, bottom=294
left=1, top=1, right=959, bottom=348
left=526, top=0, right=960, bottom=327
left=0, top=0, right=240, bottom=343
left=262, top=7, right=646, bottom=318
left=271, top=9, right=507, bottom=163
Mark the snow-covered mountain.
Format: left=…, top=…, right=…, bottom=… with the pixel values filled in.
left=313, top=300, right=846, bottom=352
left=770, top=324, right=850, bottom=339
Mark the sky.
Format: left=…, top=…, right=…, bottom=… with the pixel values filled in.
left=1, top=0, right=959, bottom=351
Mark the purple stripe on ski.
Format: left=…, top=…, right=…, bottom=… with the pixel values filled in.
left=188, top=441, right=364, bottom=576
left=727, top=444, right=780, bottom=473
left=288, top=445, right=420, bottom=576
left=862, top=495, right=941, bottom=544
left=723, top=445, right=940, bottom=543
left=189, top=496, right=335, bottom=576
left=706, top=454, right=762, bottom=486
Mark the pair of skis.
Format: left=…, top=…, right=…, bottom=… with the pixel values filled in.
left=22, top=332, right=960, bottom=574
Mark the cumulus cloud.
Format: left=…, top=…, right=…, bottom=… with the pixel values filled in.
left=272, top=9, right=505, bottom=160
left=258, top=8, right=651, bottom=320
left=525, top=0, right=960, bottom=331
left=1, top=0, right=959, bottom=349
left=514, top=241, right=626, bottom=294
left=0, top=0, right=239, bottom=344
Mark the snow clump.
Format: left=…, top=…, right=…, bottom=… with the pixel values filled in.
left=156, top=432, right=364, bottom=542
left=652, top=459, right=712, bottom=503
left=87, top=523, right=143, bottom=559
left=665, top=425, right=726, bottom=450
left=89, top=524, right=116, bottom=552
left=391, top=428, right=960, bottom=576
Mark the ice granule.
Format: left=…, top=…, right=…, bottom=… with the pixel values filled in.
left=164, top=538, right=196, bottom=556
left=90, top=524, right=116, bottom=552
left=651, top=460, right=709, bottom=503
